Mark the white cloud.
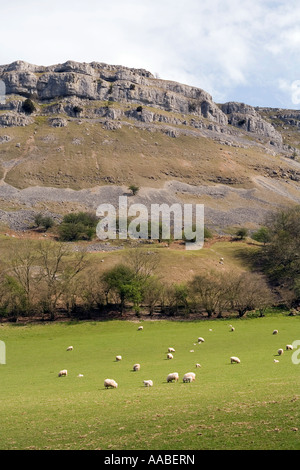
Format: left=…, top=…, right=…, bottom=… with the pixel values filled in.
left=0, top=0, right=300, bottom=108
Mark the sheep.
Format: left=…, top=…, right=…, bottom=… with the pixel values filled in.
left=167, top=372, right=179, bottom=383
left=230, top=356, right=241, bottom=364
left=286, top=344, right=293, bottom=350
left=58, top=369, right=68, bottom=377
left=195, top=363, right=201, bottom=368
left=133, top=363, right=141, bottom=371
left=277, top=348, right=284, bottom=356
left=143, top=380, right=153, bottom=387
left=66, top=346, right=73, bottom=351
left=116, top=355, right=122, bottom=361
left=273, top=329, right=278, bottom=335
left=138, top=326, right=143, bottom=331
left=274, top=359, right=279, bottom=363
left=104, top=378, right=118, bottom=389
left=168, top=347, right=175, bottom=353
left=77, top=374, right=84, bottom=377
left=230, top=327, right=235, bottom=332
left=167, top=353, right=173, bottom=360
left=183, top=372, right=196, bottom=383
left=198, top=337, right=205, bottom=343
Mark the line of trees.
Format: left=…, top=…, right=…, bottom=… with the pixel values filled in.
left=0, top=242, right=276, bottom=321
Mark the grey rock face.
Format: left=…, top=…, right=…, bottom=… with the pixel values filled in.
left=0, top=60, right=284, bottom=142
left=221, top=102, right=282, bottom=143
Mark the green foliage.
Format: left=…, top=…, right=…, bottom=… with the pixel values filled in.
left=259, top=205, right=300, bottom=304
left=128, top=184, right=140, bottom=196
left=34, top=213, right=54, bottom=231
left=22, top=98, right=36, bottom=114
left=252, top=226, right=271, bottom=245
left=235, top=227, right=248, bottom=239
left=58, top=212, right=98, bottom=241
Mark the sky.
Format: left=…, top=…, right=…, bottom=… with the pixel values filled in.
left=1, top=0, right=300, bottom=109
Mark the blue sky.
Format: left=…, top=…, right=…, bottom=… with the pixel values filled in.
left=2, top=0, right=300, bottom=109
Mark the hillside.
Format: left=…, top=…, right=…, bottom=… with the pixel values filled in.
left=0, top=60, right=300, bottom=232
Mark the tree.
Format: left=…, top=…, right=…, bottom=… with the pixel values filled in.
left=229, top=272, right=275, bottom=317
left=189, top=271, right=231, bottom=317
left=102, top=264, right=137, bottom=314
left=235, top=227, right=248, bottom=240
left=252, top=226, right=271, bottom=245
left=128, top=184, right=140, bottom=196
left=58, top=212, right=98, bottom=241
left=34, top=213, right=54, bottom=231
left=258, top=206, right=300, bottom=304
left=22, top=98, right=36, bottom=114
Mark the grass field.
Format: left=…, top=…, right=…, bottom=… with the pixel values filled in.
left=0, top=314, right=299, bottom=450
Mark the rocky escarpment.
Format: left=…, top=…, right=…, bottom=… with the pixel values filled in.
left=0, top=60, right=283, bottom=145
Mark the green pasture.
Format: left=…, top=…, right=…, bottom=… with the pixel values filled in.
left=0, top=314, right=299, bottom=450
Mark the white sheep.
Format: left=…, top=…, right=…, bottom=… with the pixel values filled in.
left=58, top=369, right=68, bottom=377
left=277, top=348, right=284, bottom=356
left=273, top=329, right=278, bottom=335
left=230, top=356, right=241, bottom=364
left=77, top=374, right=84, bottom=377
left=198, top=337, right=205, bottom=343
left=183, top=372, right=196, bottom=383
left=66, top=346, right=73, bottom=351
left=133, top=363, right=141, bottom=371
left=274, top=359, right=279, bottom=363
left=230, top=327, right=235, bottom=332
left=104, top=378, right=118, bottom=389
left=195, top=363, right=201, bottom=368
left=116, top=355, right=122, bottom=361
left=167, top=353, right=173, bottom=360
left=168, top=347, right=175, bottom=353
left=138, top=326, right=143, bottom=331
left=167, top=372, right=179, bottom=383
left=286, top=344, right=293, bottom=350
left=143, top=380, right=153, bottom=387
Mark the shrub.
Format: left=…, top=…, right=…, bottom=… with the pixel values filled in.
left=58, top=212, right=98, bottom=241
left=22, top=98, right=36, bottom=115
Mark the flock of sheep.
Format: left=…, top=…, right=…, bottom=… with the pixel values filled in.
left=57, top=325, right=293, bottom=386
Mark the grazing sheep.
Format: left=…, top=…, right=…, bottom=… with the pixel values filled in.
left=138, top=326, right=143, bottom=331
left=77, top=374, right=84, bottom=377
left=66, top=346, right=73, bottom=351
left=189, top=350, right=194, bottom=353
left=230, top=356, right=241, bottom=364
left=167, top=372, right=179, bottom=383
left=167, top=353, right=173, bottom=360
left=133, top=363, right=141, bottom=371
left=286, top=344, right=293, bottom=350
left=116, top=355, right=122, bottom=361
left=274, top=359, right=279, bottom=363
left=198, top=337, right=205, bottom=343
left=104, top=378, right=118, bottom=389
left=230, top=327, right=235, bottom=332
left=277, top=348, right=284, bottom=356
left=195, top=363, right=201, bottom=368
left=58, top=369, right=68, bottom=377
left=143, top=380, right=153, bottom=387
left=183, top=372, right=196, bottom=383
left=273, top=329, right=278, bottom=335
left=168, top=347, right=175, bottom=353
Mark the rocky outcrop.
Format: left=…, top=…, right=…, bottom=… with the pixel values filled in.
left=0, top=60, right=286, bottom=143
left=221, top=102, right=282, bottom=144
left=0, top=112, right=33, bottom=127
